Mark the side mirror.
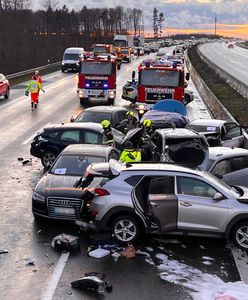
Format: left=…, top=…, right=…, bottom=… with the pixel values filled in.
left=213, top=192, right=224, bottom=201
left=70, top=116, right=75, bottom=122
left=185, top=73, right=190, bottom=81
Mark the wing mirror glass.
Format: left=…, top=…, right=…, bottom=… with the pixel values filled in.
left=213, top=192, right=224, bottom=201
left=70, top=116, right=75, bottom=122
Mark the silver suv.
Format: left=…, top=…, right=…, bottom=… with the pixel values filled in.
left=81, top=160, right=248, bottom=250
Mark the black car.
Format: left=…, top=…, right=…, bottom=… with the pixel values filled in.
left=32, top=144, right=120, bottom=221
left=30, top=123, right=104, bottom=167
left=71, top=106, right=128, bottom=128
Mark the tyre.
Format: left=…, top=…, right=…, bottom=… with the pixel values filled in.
left=41, top=151, right=57, bottom=167
left=111, top=215, right=140, bottom=244
left=4, top=88, right=9, bottom=99
left=232, top=221, right=248, bottom=250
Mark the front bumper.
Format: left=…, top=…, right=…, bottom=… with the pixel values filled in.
left=77, top=89, right=116, bottom=100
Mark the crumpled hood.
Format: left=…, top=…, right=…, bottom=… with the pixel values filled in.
left=35, top=174, right=84, bottom=198
left=167, top=140, right=208, bottom=167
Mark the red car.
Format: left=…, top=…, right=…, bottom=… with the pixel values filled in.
left=0, top=73, right=10, bottom=99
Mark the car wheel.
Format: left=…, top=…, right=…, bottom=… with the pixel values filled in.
left=111, top=215, right=140, bottom=244
left=41, top=151, right=57, bottom=167
left=4, top=88, right=9, bottom=99
left=232, top=221, right=248, bottom=250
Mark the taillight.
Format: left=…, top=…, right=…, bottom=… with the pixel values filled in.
left=85, top=166, right=90, bottom=178
left=94, top=188, right=110, bottom=197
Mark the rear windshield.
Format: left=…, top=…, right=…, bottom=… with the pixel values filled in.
left=140, top=69, right=179, bottom=87
left=75, top=112, right=111, bottom=123
left=50, top=155, right=105, bottom=176
left=81, top=61, right=114, bottom=75
left=187, top=124, right=219, bottom=133
left=63, top=53, right=80, bottom=60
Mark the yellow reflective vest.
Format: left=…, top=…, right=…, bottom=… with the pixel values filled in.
left=26, top=80, right=44, bottom=93
left=119, top=149, right=141, bottom=163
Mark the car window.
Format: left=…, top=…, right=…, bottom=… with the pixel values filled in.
left=177, top=176, right=217, bottom=198
left=211, top=160, right=232, bottom=176
left=224, top=123, right=241, bottom=138
left=60, top=130, right=80, bottom=142
left=76, top=112, right=111, bottom=123
left=149, top=176, right=175, bottom=194
left=46, top=131, right=60, bottom=139
left=124, top=175, right=143, bottom=187
left=230, top=156, right=248, bottom=172
left=84, top=131, right=102, bottom=144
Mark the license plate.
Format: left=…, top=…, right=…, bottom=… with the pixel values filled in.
left=88, top=90, right=104, bottom=96
left=53, top=207, right=75, bottom=215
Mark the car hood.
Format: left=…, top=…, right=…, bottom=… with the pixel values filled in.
left=167, top=140, right=209, bottom=167
left=121, top=128, right=144, bottom=147
left=35, top=174, right=84, bottom=198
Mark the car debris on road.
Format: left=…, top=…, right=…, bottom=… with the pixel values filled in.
left=51, top=234, right=80, bottom=252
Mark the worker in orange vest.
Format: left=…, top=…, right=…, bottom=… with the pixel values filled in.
left=25, top=75, right=45, bottom=109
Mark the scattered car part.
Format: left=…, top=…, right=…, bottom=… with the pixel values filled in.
left=51, top=233, right=79, bottom=252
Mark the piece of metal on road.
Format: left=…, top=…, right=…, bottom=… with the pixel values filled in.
left=40, top=252, right=70, bottom=300
left=231, top=247, right=248, bottom=283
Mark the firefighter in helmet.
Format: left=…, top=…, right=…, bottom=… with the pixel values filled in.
left=119, top=141, right=141, bottom=163
left=115, top=111, right=138, bottom=133
left=101, top=119, right=114, bottom=146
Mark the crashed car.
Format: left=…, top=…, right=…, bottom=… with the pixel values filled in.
left=140, top=110, right=189, bottom=130
left=32, top=144, right=120, bottom=221
left=186, top=119, right=244, bottom=147
left=121, top=79, right=137, bottom=103
left=79, top=160, right=248, bottom=250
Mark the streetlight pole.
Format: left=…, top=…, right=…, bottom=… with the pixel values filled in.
left=215, top=14, right=217, bottom=36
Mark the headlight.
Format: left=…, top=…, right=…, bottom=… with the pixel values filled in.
left=78, top=90, right=86, bottom=97
left=33, top=191, right=45, bottom=202
left=108, top=91, right=115, bottom=98
left=62, top=62, right=65, bottom=65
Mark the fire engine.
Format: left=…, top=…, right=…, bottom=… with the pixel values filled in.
left=92, top=44, right=113, bottom=56
left=135, top=60, right=189, bottom=116
left=77, top=56, right=117, bottom=105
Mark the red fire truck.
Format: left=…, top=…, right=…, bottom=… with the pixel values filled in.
left=92, top=44, right=113, bottom=56
left=135, top=61, right=189, bottom=116
left=77, top=56, right=117, bottom=105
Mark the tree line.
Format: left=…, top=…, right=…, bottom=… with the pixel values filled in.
left=0, top=1, right=143, bottom=74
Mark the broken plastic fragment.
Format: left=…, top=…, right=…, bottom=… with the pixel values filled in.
left=51, top=234, right=79, bottom=252
left=88, top=248, right=110, bottom=258
left=120, top=244, right=136, bottom=259
left=0, top=249, right=8, bottom=254
left=25, top=257, right=35, bottom=265
left=22, top=159, right=32, bottom=165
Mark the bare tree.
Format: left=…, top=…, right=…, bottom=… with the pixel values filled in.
left=39, top=0, right=59, bottom=11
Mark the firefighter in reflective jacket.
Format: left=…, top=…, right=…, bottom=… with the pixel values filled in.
left=115, top=111, right=138, bottom=133
left=101, top=119, right=114, bottom=146
left=25, top=75, right=45, bottom=109
left=119, top=141, right=141, bottom=163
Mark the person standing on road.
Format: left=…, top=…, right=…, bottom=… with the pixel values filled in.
left=25, top=75, right=45, bottom=109
left=34, top=70, right=42, bottom=103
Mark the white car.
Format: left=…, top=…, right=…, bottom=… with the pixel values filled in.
left=187, top=119, right=244, bottom=148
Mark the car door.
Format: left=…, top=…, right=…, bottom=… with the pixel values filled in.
left=146, top=176, right=178, bottom=232
left=58, top=129, right=81, bottom=152
left=222, top=123, right=244, bottom=147
left=176, top=176, right=228, bottom=233
left=82, top=129, right=103, bottom=144
left=221, top=156, right=248, bottom=187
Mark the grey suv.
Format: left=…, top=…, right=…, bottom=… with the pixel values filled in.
left=80, top=160, right=248, bottom=250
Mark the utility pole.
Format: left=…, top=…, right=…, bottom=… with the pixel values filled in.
left=215, top=14, right=217, bottom=36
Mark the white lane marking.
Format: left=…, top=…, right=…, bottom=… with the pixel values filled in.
left=40, top=252, right=70, bottom=300
left=22, top=124, right=48, bottom=145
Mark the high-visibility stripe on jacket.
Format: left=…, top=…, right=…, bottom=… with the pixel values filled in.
left=119, top=149, right=141, bottom=163
left=26, top=80, right=44, bottom=94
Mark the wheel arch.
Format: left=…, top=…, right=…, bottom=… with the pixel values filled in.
left=225, top=214, right=248, bottom=239
left=100, top=206, right=146, bottom=231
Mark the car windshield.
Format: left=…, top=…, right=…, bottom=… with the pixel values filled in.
left=93, top=46, right=106, bottom=53
left=187, top=124, right=219, bottom=133
left=50, top=155, right=105, bottom=176
left=75, top=112, right=111, bottom=123
left=121, top=49, right=129, bottom=54
left=81, top=61, right=114, bottom=75
left=140, top=69, right=180, bottom=87
left=63, top=53, right=80, bottom=60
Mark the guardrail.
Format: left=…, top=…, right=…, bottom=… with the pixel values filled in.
left=197, top=45, right=248, bottom=100
left=6, top=62, right=61, bottom=85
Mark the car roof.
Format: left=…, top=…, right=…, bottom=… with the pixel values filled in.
left=83, top=106, right=127, bottom=113
left=189, top=119, right=227, bottom=127
left=59, top=144, right=115, bottom=156
left=122, top=162, right=202, bottom=176
left=208, top=147, right=248, bottom=160
left=44, top=122, right=103, bottom=132
left=155, top=128, right=202, bottom=138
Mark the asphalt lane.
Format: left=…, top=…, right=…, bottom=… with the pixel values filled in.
left=0, top=50, right=242, bottom=300
left=198, top=42, right=248, bottom=84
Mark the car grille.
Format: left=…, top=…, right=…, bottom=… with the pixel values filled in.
left=146, top=93, right=173, bottom=103
left=47, top=197, right=82, bottom=219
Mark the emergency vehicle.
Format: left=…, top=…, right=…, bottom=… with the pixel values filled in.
left=92, top=44, right=113, bottom=56
left=120, top=47, right=132, bottom=62
left=135, top=60, right=189, bottom=117
left=77, top=56, right=117, bottom=105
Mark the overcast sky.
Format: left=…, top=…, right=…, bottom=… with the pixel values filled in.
left=32, top=0, right=248, bottom=38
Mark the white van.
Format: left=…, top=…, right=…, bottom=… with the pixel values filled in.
left=61, top=47, right=84, bottom=72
